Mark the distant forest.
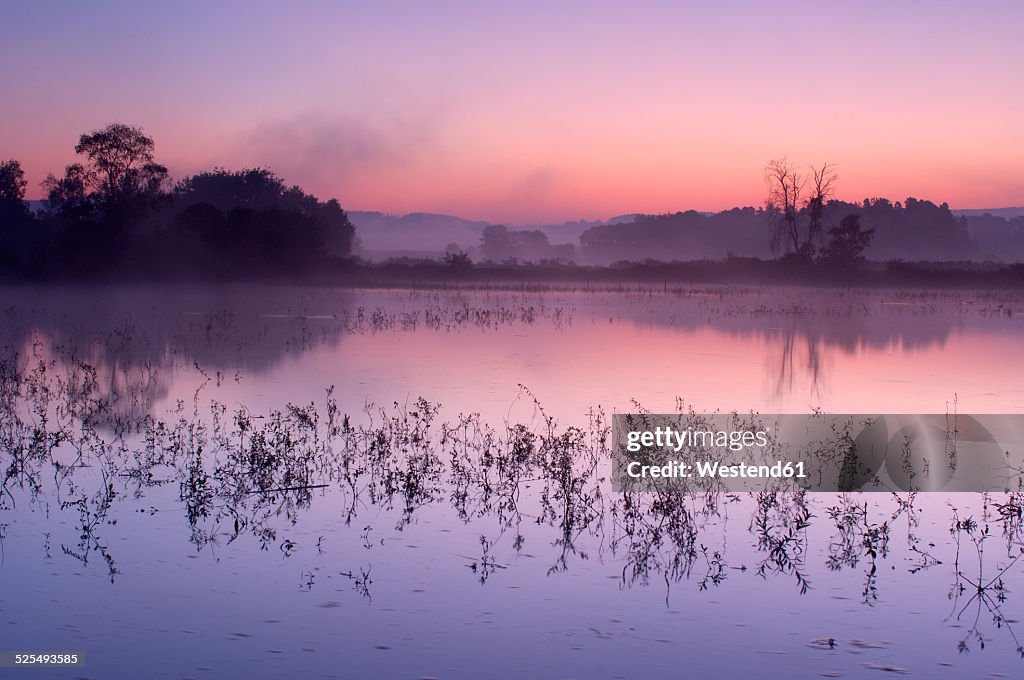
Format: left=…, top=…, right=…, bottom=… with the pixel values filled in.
left=2, top=124, right=1023, bottom=283
left=484, top=160, right=1022, bottom=265
left=576, top=199, right=985, bottom=264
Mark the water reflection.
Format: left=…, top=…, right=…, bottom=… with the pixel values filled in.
left=3, top=285, right=1024, bottom=420
left=4, top=285, right=1024, bottom=675
left=3, top=339, right=1024, bottom=664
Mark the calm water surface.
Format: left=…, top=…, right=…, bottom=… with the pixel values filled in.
left=3, top=284, right=1024, bottom=679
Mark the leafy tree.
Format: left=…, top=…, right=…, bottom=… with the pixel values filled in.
left=74, top=122, right=168, bottom=204
left=442, top=249, right=473, bottom=270
left=31, top=124, right=170, bottom=277
left=41, top=163, right=94, bottom=221
left=174, top=167, right=291, bottom=211
left=41, top=123, right=169, bottom=230
left=822, top=197, right=973, bottom=260
left=2, top=126, right=361, bottom=280
left=818, top=214, right=874, bottom=267
left=224, top=207, right=324, bottom=273
left=0, top=160, right=34, bottom=274
left=0, top=160, right=28, bottom=210
left=480, top=224, right=514, bottom=261
left=172, top=168, right=355, bottom=269
left=480, top=224, right=564, bottom=263
left=509, top=229, right=551, bottom=261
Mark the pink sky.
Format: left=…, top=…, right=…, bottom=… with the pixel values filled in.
left=3, top=1, right=1022, bottom=223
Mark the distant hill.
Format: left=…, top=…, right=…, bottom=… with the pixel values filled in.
left=529, top=214, right=642, bottom=245
left=953, top=207, right=1024, bottom=219
left=347, top=211, right=491, bottom=255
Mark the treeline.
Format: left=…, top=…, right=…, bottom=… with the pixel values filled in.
left=580, top=208, right=772, bottom=262
left=966, top=212, right=1024, bottom=261
left=578, top=198, right=977, bottom=264
left=298, top=256, right=1024, bottom=289
left=476, top=224, right=576, bottom=264
left=3, top=130, right=1020, bottom=283
left=0, top=123, right=355, bottom=281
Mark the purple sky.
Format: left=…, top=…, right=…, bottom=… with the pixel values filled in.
left=3, top=0, right=1022, bottom=222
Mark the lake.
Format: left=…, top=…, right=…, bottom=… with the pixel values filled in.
left=3, top=283, right=1024, bottom=678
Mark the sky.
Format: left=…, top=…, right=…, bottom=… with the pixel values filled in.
left=2, top=0, right=1022, bottom=223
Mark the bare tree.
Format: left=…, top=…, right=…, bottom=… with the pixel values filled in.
left=765, top=158, right=805, bottom=255
left=765, top=158, right=837, bottom=258
left=806, top=162, right=838, bottom=253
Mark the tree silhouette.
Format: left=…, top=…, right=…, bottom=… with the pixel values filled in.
left=41, top=163, right=94, bottom=222
left=824, top=197, right=973, bottom=260
left=164, top=167, right=358, bottom=277
left=765, top=158, right=836, bottom=259
left=0, top=160, right=33, bottom=274
left=481, top=224, right=514, bottom=261
left=819, top=214, right=874, bottom=268
left=3, top=124, right=359, bottom=280
left=0, top=160, right=28, bottom=209
left=40, top=123, right=169, bottom=232
left=74, top=123, right=168, bottom=204
left=479, top=224, right=567, bottom=263
left=807, top=163, right=838, bottom=252
left=175, top=167, right=290, bottom=211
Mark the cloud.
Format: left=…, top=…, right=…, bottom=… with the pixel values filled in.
left=234, top=111, right=440, bottom=200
